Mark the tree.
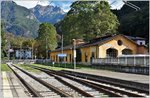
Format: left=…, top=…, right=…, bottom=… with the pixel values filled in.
left=1, top=23, right=6, bottom=58
left=36, top=23, right=57, bottom=58
left=59, top=1, right=119, bottom=45
left=22, top=39, right=33, bottom=48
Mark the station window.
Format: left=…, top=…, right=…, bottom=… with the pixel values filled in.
left=66, top=56, right=67, bottom=62
left=85, top=53, right=88, bottom=62
left=117, top=40, right=123, bottom=46
left=140, top=42, right=143, bottom=45
left=70, top=54, right=71, bottom=62
left=106, top=48, right=118, bottom=58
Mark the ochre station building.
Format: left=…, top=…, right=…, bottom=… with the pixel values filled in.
left=50, top=34, right=148, bottom=63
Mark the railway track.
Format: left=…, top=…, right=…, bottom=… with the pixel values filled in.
left=8, top=64, right=73, bottom=97
left=8, top=64, right=43, bottom=97
left=27, top=65, right=148, bottom=97
left=9, top=64, right=102, bottom=97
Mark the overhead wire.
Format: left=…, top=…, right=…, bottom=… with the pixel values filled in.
left=123, top=0, right=140, bottom=11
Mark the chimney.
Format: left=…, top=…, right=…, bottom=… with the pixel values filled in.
left=72, top=39, right=85, bottom=45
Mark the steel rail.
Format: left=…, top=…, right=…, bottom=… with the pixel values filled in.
left=11, top=64, right=72, bottom=97
left=7, top=64, right=43, bottom=97
left=28, top=66, right=94, bottom=97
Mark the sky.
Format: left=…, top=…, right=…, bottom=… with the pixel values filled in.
left=13, top=0, right=124, bottom=12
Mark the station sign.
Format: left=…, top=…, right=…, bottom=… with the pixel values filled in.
left=57, top=54, right=67, bottom=57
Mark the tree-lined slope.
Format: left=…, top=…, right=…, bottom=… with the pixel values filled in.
left=1, top=1, right=40, bottom=38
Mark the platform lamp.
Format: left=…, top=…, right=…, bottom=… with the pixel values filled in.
left=72, top=39, right=76, bottom=69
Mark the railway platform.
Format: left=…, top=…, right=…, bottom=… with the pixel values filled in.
left=1, top=72, right=29, bottom=98
left=65, top=68, right=149, bottom=84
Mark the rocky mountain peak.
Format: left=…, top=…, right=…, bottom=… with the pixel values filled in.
left=30, top=4, right=66, bottom=24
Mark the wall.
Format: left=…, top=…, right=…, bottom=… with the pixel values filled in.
left=98, top=35, right=138, bottom=58
left=137, top=46, right=148, bottom=54
left=80, top=46, right=97, bottom=63
left=50, top=49, right=73, bottom=63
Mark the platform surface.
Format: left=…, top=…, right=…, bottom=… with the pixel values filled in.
left=66, top=68, right=149, bottom=84
left=2, top=72, right=29, bottom=98
left=2, top=72, right=13, bottom=98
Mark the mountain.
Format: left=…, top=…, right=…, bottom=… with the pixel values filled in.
left=112, top=1, right=149, bottom=43
left=1, top=1, right=66, bottom=38
left=1, top=1, right=40, bottom=38
left=30, top=5, right=66, bottom=24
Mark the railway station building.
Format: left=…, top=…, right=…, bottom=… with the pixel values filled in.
left=50, top=34, right=148, bottom=63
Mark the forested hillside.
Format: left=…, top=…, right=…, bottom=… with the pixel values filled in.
left=1, top=1, right=39, bottom=38
left=112, top=1, right=149, bottom=43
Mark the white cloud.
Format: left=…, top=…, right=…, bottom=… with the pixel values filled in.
left=50, top=1, right=72, bottom=12
left=37, top=1, right=50, bottom=6
left=13, top=0, right=50, bottom=9
left=13, top=0, right=71, bottom=12
left=60, top=3, right=71, bottom=12
left=108, top=0, right=124, bottom=9
left=13, top=0, right=124, bottom=12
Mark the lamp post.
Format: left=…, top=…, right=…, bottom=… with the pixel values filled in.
left=46, top=37, right=47, bottom=60
left=20, top=42, right=22, bottom=60
left=32, top=42, right=34, bottom=60
left=72, top=39, right=76, bottom=69
left=35, top=48, right=37, bottom=60
left=70, top=48, right=72, bottom=65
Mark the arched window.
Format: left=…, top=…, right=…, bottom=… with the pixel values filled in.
left=117, top=40, right=123, bottom=46
left=122, top=49, right=133, bottom=55
left=106, top=48, right=118, bottom=58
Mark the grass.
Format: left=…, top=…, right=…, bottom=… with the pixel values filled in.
left=29, top=63, right=116, bottom=73
left=27, top=63, right=94, bottom=71
left=1, top=64, right=11, bottom=71
left=17, top=64, right=41, bottom=73
left=29, top=63, right=66, bottom=70
left=0, top=62, right=112, bottom=72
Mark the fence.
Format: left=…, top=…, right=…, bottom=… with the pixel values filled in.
left=92, top=55, right=149, bottom=66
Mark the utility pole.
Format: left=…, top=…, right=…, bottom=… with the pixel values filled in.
left=32, top=42, right=33, bottom=60
left=20, top=43, right=22, bottom=60
left=8, top=41, right=10, bottom=61
left=61, top=35, right=64, bottom=63
left=61, top=35, right=63, bottom=54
